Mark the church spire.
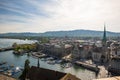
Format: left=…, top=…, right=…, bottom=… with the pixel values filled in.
left=102, top=24, right=107, bottom=46
left=37, top=58, right=40, bottom=68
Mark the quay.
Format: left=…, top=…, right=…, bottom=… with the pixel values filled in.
left=75, top=61, right=99, bottom=72
left=0, top=47, right=14, bottom=52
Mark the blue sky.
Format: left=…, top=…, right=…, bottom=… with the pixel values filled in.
left=0, top=0, right=120, bottom=33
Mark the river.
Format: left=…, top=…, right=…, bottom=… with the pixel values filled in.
left=0, top=38, right=96, bottom=80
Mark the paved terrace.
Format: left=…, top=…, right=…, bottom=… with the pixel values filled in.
left=93, top=76, right=120, bottom=80
left=0, top=74, right=16, bottom=80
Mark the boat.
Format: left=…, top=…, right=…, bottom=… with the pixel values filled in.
left=11, top=67, right=22, bottom=75
left=4, top=66, right=23, bottom=76
left=65, top=63, right=72, bottom=68
left=0, top=61, right=7, bottom=65
left=55, top=60, right=63, bottom=64
left=61, top=63, right=73, bottom=68
left=41, top=58, right=47, bottom=61
left=47, top=61, right=56, bottom=65
left=4, top=70, right=12, bottom=76
left=46, top=57, right=54, bottom=60
left=0, top=66, right=9, bottom=72
left=0, top=69, right=4, bottom=72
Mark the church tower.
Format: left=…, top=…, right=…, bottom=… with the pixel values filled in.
left=101, top=24, right=108, bottom=63
left=102, top=24, right=107, bottom=47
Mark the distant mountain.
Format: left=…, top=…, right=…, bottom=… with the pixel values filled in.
left=0, top=30, right=120, bottom=37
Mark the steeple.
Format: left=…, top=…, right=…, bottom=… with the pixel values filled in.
left=102, top=24, right=107, bottom=46
left=37, top=58, right=40, bottom=68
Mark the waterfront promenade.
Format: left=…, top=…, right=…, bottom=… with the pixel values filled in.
left=93, top=76, right=120, bottom=80
left=75, top=61, right=109, bottom=78
left=75, top=61, right=99, bottom=72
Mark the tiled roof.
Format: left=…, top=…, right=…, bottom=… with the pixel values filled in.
left=28, top=66, right=81, bottom=80
left=28, top=66, right=66, bottom=80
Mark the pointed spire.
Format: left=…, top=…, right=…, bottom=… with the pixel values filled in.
left=102, top=23, right=107, bottom=46
left=37, top=58, right=40, bottom=68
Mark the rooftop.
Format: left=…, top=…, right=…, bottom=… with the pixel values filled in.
left=28, top=66, right=80, bottom=80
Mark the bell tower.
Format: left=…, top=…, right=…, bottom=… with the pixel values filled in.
left=101, top=24, right=108, bottom=63
left=102, top=24, right=107, bottom=47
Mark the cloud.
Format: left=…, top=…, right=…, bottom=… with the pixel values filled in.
left=0, top=0, right=120, bottom=33
left=0, top=7, right=32, bottom=17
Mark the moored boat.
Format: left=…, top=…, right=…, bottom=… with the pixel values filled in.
left=55, top=60, right=63, bottom=64
left=0, top=61, right=7, bottom=65
left=61, top=63, right=73, bottom=68
left=47, top=60, right=56, bottom=65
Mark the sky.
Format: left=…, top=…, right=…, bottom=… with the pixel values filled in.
left=0, top=0, right=120, bottom=33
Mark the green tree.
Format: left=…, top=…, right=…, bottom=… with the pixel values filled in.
left=40, top=37, right=49, bottom=43
left=19, top=59, right=30, bottom=80
left=12, top=42, right=17, bottom=48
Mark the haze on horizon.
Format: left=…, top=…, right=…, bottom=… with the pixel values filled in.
left=0, top=0, right=120, bottom=33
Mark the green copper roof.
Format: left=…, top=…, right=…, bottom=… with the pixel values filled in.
left=102, top=24, right=107, bottom=45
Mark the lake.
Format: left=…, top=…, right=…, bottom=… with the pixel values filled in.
left=0, top=38, right=96, bottom=80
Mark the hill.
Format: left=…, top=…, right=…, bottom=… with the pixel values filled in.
left=0, top=30, right=120, bottom=37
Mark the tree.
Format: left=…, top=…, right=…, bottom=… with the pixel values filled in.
left=40, top=37, right=49, bottom=43
left=19, top=59, right=30, bottom=80
left=12, top=42, right=17, bottom=48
